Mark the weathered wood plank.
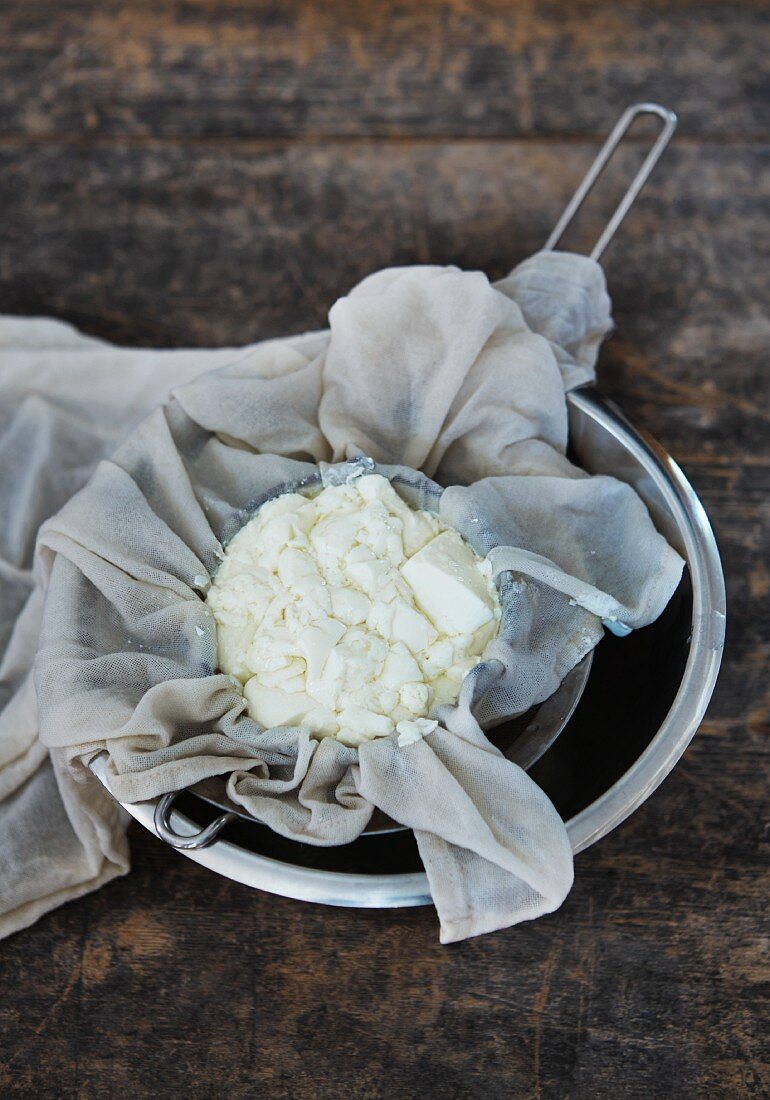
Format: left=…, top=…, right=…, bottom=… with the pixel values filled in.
left=0, top=0, right=767, bottom=139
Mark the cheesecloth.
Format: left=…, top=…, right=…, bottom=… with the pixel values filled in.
left=1, top=252, right=684, bottom=942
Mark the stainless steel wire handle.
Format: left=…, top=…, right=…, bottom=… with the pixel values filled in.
left=154, top=790, right=236, bottom=850
left=545, top=102, right=678, bottom=261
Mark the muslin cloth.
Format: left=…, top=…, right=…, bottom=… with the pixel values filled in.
left=0, top=252, right=684, bottom=942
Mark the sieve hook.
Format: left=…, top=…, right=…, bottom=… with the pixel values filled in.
left=544, top=102, right=678, bottom=261
left=154, top=790, right=236, bottom=849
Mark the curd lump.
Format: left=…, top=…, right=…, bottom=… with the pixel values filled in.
left=206, top=474, right=501, bottom=747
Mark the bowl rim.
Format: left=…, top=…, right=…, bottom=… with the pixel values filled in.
left=564, top=386, right=726, bottom=853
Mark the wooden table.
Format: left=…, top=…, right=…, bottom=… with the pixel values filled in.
left=1, top=3, right=767, bottom=1096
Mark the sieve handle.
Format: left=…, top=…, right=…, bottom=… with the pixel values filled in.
left=544, top=102, right=678, bottom=261
left=154, top=790, right=236, bottom=850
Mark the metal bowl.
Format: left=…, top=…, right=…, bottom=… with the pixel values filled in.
left=89, top=383, right=726, bottom=908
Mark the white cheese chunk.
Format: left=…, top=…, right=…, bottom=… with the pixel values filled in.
left=396, top=718, right=438, bottom=747
left=337, top=705, right=394, bottom=743
left=207, top=473, right=501, bottom=747
left=399, top=681, right=430, bottom=714
left=401, top=529, right=497, bottom=636
left=381, top=644, right=423, bottom=688
left=298, top=618, right=346, bottom=682
left=329, top=586, right=370, bottom=626
left=243, top=680, right=316, bottom=728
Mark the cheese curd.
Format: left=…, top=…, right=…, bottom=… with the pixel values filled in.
left=206, top=474, right=501, bottom=747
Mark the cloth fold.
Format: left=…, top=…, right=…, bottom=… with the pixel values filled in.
left=0, top=252, right=683, bottom=942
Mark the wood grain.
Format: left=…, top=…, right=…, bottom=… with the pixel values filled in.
left=0, top=2, right=768, bottom=1097
left=0, top=0, right=768, bottom=139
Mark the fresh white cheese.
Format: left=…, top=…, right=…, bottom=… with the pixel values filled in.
left=401, top=529, right=497, bottom=636
left=396, top=717, right=439, bottom=747
left=206, top=473, right=501, bottom=747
